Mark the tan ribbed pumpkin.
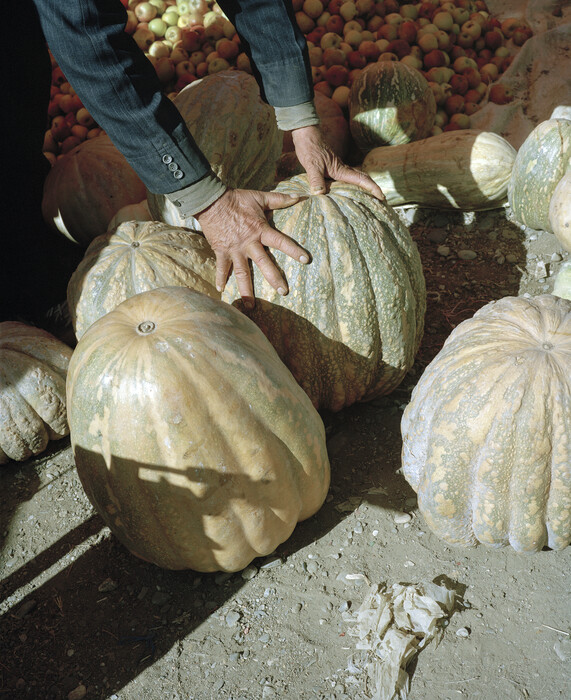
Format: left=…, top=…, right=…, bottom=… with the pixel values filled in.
left=147, top=70, right=283, bottom=227
left=67, top=286, right=330, bottom=572
left=0, top=322, right=72, bottom=463
left=401, top=294, right=571, bottom=553
left=41, top=134, right=147, bottom=246
left=222, top=174, right=426, bottom=412
left=67, top=220, right=218, bottom=339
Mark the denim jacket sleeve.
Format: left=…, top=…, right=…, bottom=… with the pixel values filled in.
left=32, top=0, right=316, bottom=211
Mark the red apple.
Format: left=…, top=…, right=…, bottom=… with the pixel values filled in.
left=512, top=25, right=533, bottom=46
left=449, top=73, right=469, bottom=94
left=323, top=46, right=347, bottom=67
left=445, top=93, right=465, bottom=114
left=386, top=39, right=411, bottom=58
left=358, top=39, right=381, bottom=60
left=325, top=14, right=344, bottom=33
left=325, top=63, right=350, bottom=86
left=423, top=48, right=447, bottom=69
left=398, top=20, right=417, bottom=43
left=489, top=83, right=515, bottom=104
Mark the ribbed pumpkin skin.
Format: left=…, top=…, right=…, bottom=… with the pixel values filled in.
left=362, top=130, right=517, bottom=210
left=0, top=322, right=72, bottom=464
left=67, top=220, right=218, bottom=340
left=508, top=118, right=571, bottom=232
left=549, top=171, right=571, bottom=252
left=147, top=70, right=283, bottom=227
left=349, top=61, right=436, bottom=151
left=41, top=134, right=147, bottom=246
left=401, top=294, right=571, bottom=553
left=222, top=175, right=426, bottom=412
left=66, top=287, right=330, bottom=572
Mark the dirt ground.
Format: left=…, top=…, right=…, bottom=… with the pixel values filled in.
left=1, top=200, right=570, bottom=700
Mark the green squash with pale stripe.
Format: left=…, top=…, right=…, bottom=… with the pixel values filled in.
left=401, top=294, right=571, bottom=553
left=67, top=220, right=219, bottom=340
left=66, top=286, right=330, bottom=572
left=222, top=174, right=426, bottom=412
left=349, top=61, right=436, bottom=151
left=147, top=70, right=283, bottom=227
left=508, top=118, right=571, bottom=232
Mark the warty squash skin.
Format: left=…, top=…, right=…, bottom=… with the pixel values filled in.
left=548, top=171, right=571, bottom=252
left=361, top=130, right=517, bottom=210
left=41, top=134, right=147, bottom=247
left=66, top=286, right=330, bottom=572
left=0, top=322, right=72, bottom=464
left=507, top=118, right=571, bottom=232
left=147, top=70, right=283, bottom=227
left=349, top=61, right=436, bottom=151
left=222, top=175, right=426, bottom=412
left=401, top=294, right=571, bottom=553
left=67, top=220, right=218, bottom=340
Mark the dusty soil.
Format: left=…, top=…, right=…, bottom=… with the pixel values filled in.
left=1, top=202, right=570, bottom=700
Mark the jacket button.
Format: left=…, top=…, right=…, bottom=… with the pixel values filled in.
left=168, top=162, right=178, bottom=172
left=173, top=169, right=184, bottom=179
left=162, top=154, right=173, bottom=164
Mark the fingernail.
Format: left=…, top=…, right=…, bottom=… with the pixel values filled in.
left=216, top=285, right=224, bottom=293
left=277, top=286, right=287, bottom=296
left=299, top=255, right=309, bottom=264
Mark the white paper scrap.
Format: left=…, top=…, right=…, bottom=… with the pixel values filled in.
left=342, top=581, right=456, bottom=700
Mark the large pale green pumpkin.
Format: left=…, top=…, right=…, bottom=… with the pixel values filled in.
left=349, top=61, right=436, bottom=151
left=1, top=322, right=72, bottom=463
left=66, top=286, right=330, bottom=572
left=507, top=118, right=571, bottom=232
left=401, top=294, right=571, bottom=553
left=147, top=70, right=283, bottom=226
left=67, top=220, right=218, bottom=340
left=222, top=175, right=426, bottom=412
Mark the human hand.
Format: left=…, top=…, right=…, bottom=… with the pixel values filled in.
left=291, top=124, right=385, bottom=200
left=194, top=188, right=309, bottom=308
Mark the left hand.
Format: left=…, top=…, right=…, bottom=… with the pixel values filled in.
left=291, top=124, right=385, bottom=201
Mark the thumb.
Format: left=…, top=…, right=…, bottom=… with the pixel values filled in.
left=259, top=191, right=302, bottom=212
left=305, top=165, right=327, bottom=195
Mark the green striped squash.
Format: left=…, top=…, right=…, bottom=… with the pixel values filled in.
left=349, top=61, right=436, bottom=151
left=147, top=70, right=283, bottom=226
left=401, top=294, right=571, bottom=553
left=67, top=286, right=330, bottom=572
left=67, top=220, right=218, bottom=340
left=222, top=174, right=426, bottom=412
left=508, top=118, right=571, bottom=232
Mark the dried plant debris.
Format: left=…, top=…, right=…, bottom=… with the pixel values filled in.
left=342, top=580, right=457, bottom=700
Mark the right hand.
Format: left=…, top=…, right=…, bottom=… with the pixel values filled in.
left=194, top=188, right=309, bottom=309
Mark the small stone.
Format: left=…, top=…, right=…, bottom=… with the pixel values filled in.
left=151, top=590, right=170, bottom=606
left=456, top=627, right=471, bottom=637
left=241, top=565, right=258, bottom=581
left=437, top=245, right=450, bottom=257
left=458, top=249, right=477, bottom=260
left=98, top=578, right=118, bottom=593
left=14, top=599, right=37, bottom=619
left=259, top=633, right=270, bottom=643
left=260, top=556, right=283, bottom=569
left=225, top=610, right=241, bottom=627
left=554, top=638, right=571, bottom=662
left=291, top=603, right=303, bottom=613
left=67, top=685, right=87, bottom=700
left=427, top=228, right=448, bottom=244
left=393, top=512, right=412, bottom=524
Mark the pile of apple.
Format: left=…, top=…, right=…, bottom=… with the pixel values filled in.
left=43, top=0, right=534, bottom=161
